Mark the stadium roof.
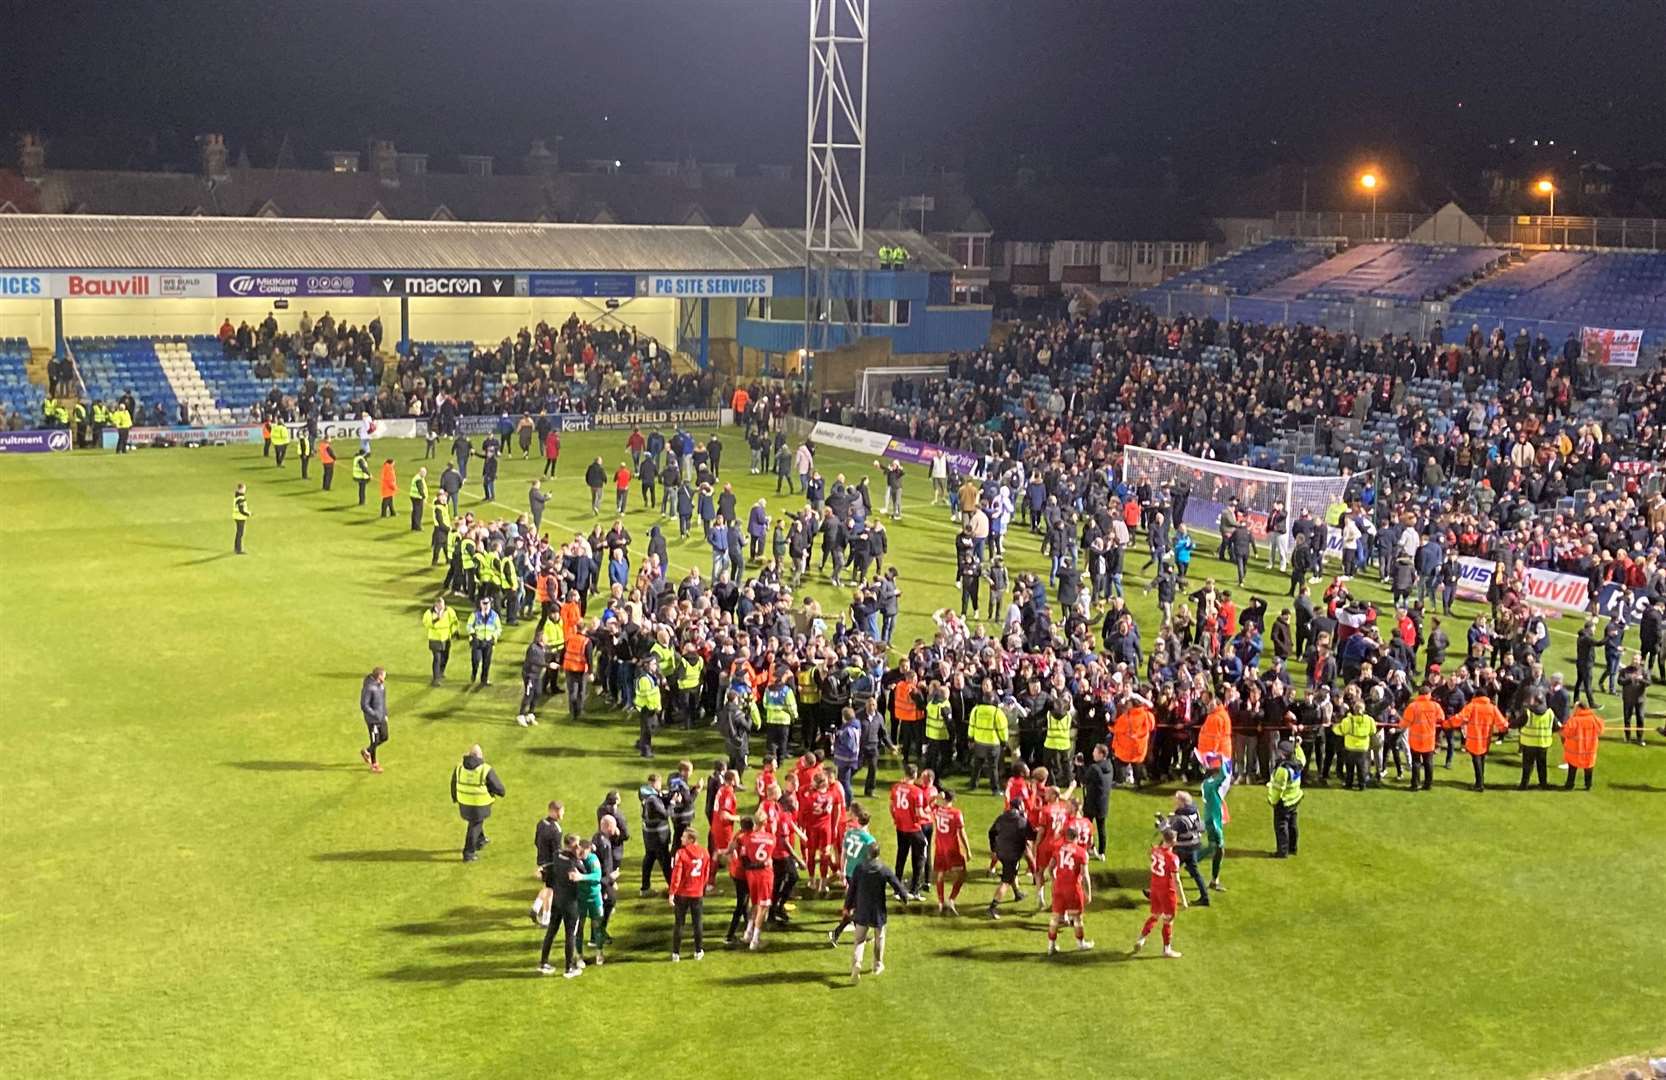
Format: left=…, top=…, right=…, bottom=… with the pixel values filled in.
left=0, top=214, right=956, bottom=273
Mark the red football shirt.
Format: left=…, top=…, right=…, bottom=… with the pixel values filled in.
left=890, top=782, right=920, bottom=832
left=669, top=844, right=712, bottom=898
left=1043, top=803, right=1071, bottom=842
left=741, top=830, right=775, bottom=869
left=1148, top=845, right=1180, bottom=898
left=931, top=806, right=965, bottom=856
left=1052, top=842, right=1089, bottom=894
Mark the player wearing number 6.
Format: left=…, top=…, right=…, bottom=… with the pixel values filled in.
left=1045, top=825, right=1093, bottom=955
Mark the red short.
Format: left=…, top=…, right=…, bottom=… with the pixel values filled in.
left=805, top=824, right=833, bottom=853
left=934, top=848, right=965, bottom=872
left=1035, top=842, right=1058, bottom=873
left=744, top=869, right=775, bottom=904
left=1148, top=889, right=1177, bottom=917
left=1050, top=887, right=1083, bottom=915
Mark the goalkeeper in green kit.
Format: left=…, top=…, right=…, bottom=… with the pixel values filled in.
left=1200, top=753, right=1230, bottom=892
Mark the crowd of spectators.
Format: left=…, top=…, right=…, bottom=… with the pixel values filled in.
left=395, top=317, right=716, bottom=433
left=818, top=301, right=1666, bottom=594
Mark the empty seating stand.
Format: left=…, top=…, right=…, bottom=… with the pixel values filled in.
left=1154, top=240, right=1335, bottom=296
left=0, top=338, right=45, bottom=420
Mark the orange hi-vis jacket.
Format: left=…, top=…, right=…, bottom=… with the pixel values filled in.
left=1399, top=695, right=1445, bottom=754
left=1560, top=706, right=1604, bottom=769
left=892, top=679, right=922, bottom=722
left=1456, top=695, right=1508, bottom=755
left=379, top=462, right=398, bottom=498
left=559, top=600, right=581, bottom=636
left=562, top=631, right=590, bottom=673
left=1111, top=704, right=1155, bottom=764
left=319, top=441, right=336, bottom=466
left=1197, top=705, right=1232, bottom=759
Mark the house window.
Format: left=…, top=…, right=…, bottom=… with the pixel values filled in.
left=1167, top=243, right=1190, bottom=266
left=1133, top=242, right=1155, bottom=266
left=1012, top=241, right=1044, bottom=265
left=894, top=300, right=910, bottom=325
left=1104, top=242, right=1128, bottom=267
left=1061, top=241, right=1099, bottom=265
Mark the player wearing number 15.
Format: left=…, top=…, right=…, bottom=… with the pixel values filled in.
left=667, top=828, right=710, bottom=962
left=1045, top=826, right=1094, bottom=956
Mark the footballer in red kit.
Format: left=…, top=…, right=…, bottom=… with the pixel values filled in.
left=930, top=789, right=970, bottom=914
left=1135, top=828, right=1187, bottom=958
left=667, top=828, right=710, bottom=961
left=1046, top=829, right=1094, bottom=954
left=737, top=824, right=777, bottom=949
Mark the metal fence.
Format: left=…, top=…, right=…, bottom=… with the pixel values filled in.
left=1275, top=210, right=1666, bottom=251
left=1137, top=288, right=1666, bottom=360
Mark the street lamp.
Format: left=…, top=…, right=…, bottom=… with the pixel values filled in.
left=1536, top=178, right=1557, bottom=246
left=1359, top=171, right=1381, bottom=238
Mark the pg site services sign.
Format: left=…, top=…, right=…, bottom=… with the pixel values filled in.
left=647, top=275, right=773, bottom=298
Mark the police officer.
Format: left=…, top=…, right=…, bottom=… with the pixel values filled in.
left=409, top=466, right=429, bottom=531
left=359, top=666, right=388, bottom=772
left=423, top=597, right=459, bottom=685
left=635, top=657, right=664, bottom=759
left=271, top=419, right=290, bottom=467
left=1518, top=691, right=1555, bottom=790
left=351, top=449, right=372, bottom=506
left=761, top=669, right=798, bottom=763
left=232, top=483, right=251, bottom=555
left=467, top=596, right=502, bottom=687
left=451, top=743, right=506, bottom=862
left=1042, top=693, right=1075, bottom=786
left=966, top=682, right=1009, bottom=794
left=1266, top=739, right=1304, bottom=858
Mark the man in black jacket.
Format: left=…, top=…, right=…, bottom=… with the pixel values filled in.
left=985, top=801, right=1033, bottom=919
left=530, top=800, right=565, bottom=927
left=1078, top=743, right=1115, bottom=860
left=537, top=834, right=585, bottom=977
left=847, top=844, right=911, bottom=982
left=359, top=667, right=388, bottom=773
left=585, top=456, right=607, bottom=515
left=639, top=775, right=673, bottom=894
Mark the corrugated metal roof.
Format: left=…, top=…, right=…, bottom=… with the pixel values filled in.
left=0, top=214, right=956, bottom=273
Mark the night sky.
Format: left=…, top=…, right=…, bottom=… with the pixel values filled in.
left=4, top=0, right=1664, bottom=177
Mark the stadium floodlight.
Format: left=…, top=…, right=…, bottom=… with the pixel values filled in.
left=804, top=0, right=870, bottom=382
left=1536, top=178, right=1557, bottom=245
left=1358, top=171, right=1381, bottom=238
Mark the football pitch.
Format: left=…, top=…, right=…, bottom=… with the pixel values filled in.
left=2, top=430, right=1662, bottom=1080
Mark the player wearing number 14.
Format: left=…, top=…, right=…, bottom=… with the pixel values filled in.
left=1045, top=826, right=1093, bottom=955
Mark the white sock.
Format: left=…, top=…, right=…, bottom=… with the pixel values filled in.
left=852, top=941, right=866, bottom=970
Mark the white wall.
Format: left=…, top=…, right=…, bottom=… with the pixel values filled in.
left=0, top=299, right=49, bottom=345
left=47, top=296, right=680, bottom=351
left=407, top=297, right=678, bottom=350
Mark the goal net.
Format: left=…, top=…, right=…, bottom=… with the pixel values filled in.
left=857, top=366, right=947, bottom=412
left=1120, top=445, right=1358, bottom=540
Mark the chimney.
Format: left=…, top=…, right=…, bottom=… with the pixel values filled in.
left=369, top=139, right=399, bottom=186
left=18, top=133, right=45, bottom=181
left=197, top=133, right=229, bottom=181
left=526, top=138, right=560, bottom=177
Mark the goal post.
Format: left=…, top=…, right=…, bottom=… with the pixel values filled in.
left=1120, top=445, right=1357, bottom=543
left=856, top=365, right=948, bottom=412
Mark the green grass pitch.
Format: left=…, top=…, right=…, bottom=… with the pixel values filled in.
left=1, top=430, right=1662, bottom=1080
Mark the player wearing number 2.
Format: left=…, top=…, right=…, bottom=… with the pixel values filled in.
left=1045, top=825, right=1094, bottom=955
left=667, top=828, right=710, bottom=961
left=1134, top=828, right=1187, bottom=958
